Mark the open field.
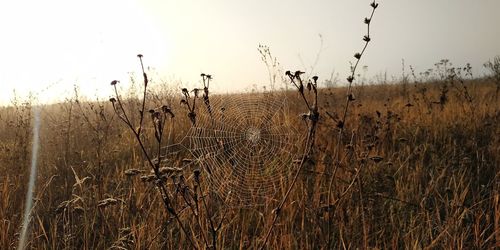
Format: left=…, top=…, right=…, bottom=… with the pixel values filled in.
left=1, top=68, right=499, bottom=248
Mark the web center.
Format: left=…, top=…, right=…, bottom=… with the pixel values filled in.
left=246, top=127, right=261, bottom=144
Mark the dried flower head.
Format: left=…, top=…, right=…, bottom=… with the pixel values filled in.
left=110, top=80, right=119, bottom=86
left=294, top=71, right=305, bottom=78
left=192, top=88, right=200, bottom=98
left=312, top=76, right=319, bottom=83
left=161, top=105, right=174, bottom=118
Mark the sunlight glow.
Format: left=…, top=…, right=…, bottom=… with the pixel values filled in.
left=0, top=0, right=170, bottom=105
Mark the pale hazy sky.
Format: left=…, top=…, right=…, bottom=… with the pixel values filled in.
left=1, top=0, right=499, bottom=104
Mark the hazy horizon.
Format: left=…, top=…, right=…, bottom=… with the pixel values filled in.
left=1, top=0, right=499, bottom=105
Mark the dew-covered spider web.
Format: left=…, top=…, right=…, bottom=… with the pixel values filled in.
left=176, top=91, right=306, bottom=206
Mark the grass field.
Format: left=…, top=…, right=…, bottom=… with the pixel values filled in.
left=1, top=62, right=499, bottom=249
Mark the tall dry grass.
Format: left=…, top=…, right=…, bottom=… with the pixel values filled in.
left=0, top=70, right=498, bottom=249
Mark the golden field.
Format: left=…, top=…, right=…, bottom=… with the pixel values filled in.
left=1, top=67, right=499, bottom=249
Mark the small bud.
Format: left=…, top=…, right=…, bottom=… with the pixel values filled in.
left=364, top=18, right=371, bottom=24
left=363, top=35, right=371, bottom=42
left=110, top=80, right=119, bottom=86
left=201, top=73, right=206, bottom=77
left=354, top=53, right=361, bottom=59
left=370, top=1, right=379, bottom=9
left=137, top=54, right=143, bottom=58
left=347, top=76, right=354, bottom=83
left=109, top=97, right=116, bottom=103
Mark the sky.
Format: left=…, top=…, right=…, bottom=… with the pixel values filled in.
left=0, top=0, right=499, bottom=105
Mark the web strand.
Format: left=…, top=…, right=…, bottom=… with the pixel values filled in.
left=180, top=92, right=305, bottom=206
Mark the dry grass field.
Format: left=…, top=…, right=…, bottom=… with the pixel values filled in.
left=2, top=1, right=500, bottom=249
left=1, top=60, right=499, bottom=249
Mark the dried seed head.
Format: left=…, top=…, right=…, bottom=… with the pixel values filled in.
left=124, top=169, right=143, bottom=176
left=157, top=166, right=183, bottom=175
left=354, top=53, right=361, bottom=59
left=162, top=105, right=175, bottom=118
left=294, top=71, right=305, bottom=78
left=137, top=54, right=143, bottom=58
left=97, top=198, right=119, bottom=208
left=110, top=80, right=119, bottom=86
left=347, top=76, right=354, bottom=83
left=192, top=88, right=200, bottom=97
left=312, top=76, right=319, bottom=83
left=363, top=35, right=371, bottom=42
left=364, top=18, right=371, bottom=24
left=109, top=97, right=116, bottom=103
left=140, top=174, right=156, bottom=182
left=161, top=105, right=170, bottom=113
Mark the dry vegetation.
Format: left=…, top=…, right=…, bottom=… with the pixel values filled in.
left=1, top=2, right=500, bottom=249
left=1, top=62, right=499, bottom=249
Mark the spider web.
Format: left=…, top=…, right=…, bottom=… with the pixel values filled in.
left=178, top=91, right=305, bottom=206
